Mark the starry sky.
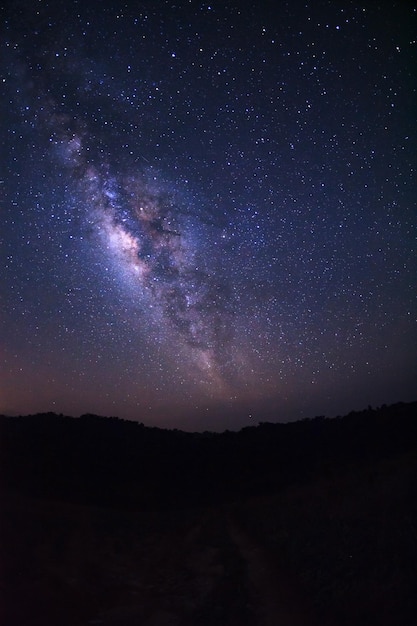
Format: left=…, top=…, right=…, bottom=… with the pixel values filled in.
left=1, top=0, right=416, bottom=431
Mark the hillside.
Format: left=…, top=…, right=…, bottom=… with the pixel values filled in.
left=1, top=402, right=416, bottom=625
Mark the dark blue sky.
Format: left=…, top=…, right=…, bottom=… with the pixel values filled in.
left=1, top=0, right=416, bottom=430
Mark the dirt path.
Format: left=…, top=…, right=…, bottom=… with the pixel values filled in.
left=84, top=508, right=315, bottom=626
left=2, top=494, right=315, bottom=626
left=226, top=513, right=316, bottom=626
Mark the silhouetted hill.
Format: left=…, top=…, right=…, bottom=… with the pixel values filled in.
left=1, top=403, right=417, bottom=626
left=1, top=402, right=416, bottom=509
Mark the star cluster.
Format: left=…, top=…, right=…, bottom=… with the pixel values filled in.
left=1, top=1, right=416, bottom=429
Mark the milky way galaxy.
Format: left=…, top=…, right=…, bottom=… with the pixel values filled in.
left=81, top=160, right=236, bottom=383
left=1, top=1, right=416, bottom=429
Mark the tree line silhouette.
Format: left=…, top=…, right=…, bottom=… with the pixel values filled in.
left=1, top=402, right=416, bottom=509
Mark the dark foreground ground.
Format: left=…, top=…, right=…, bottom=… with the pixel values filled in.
left=1, top=449, right=416, bottom=626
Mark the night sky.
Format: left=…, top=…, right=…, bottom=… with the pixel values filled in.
left=1, top=0, right=416, bottom=431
